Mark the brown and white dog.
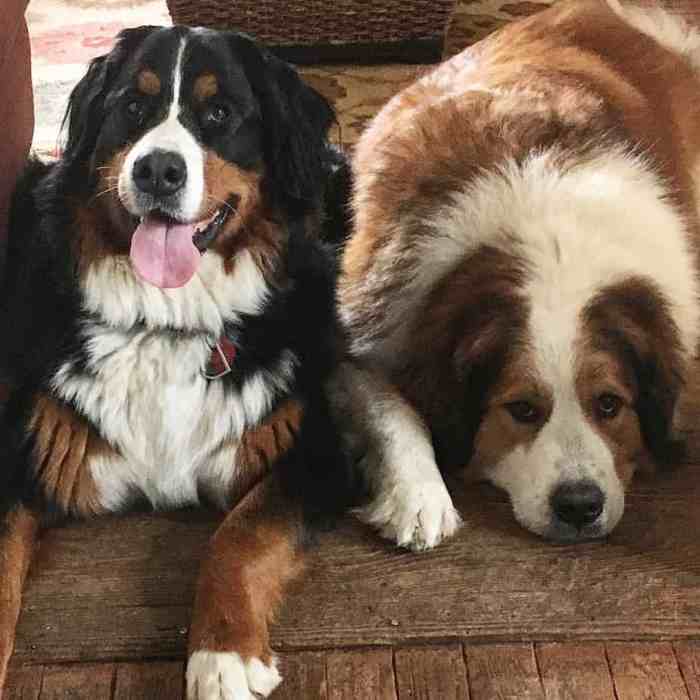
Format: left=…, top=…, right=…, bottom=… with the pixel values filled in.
left=337, top=0, right=700, bottom=546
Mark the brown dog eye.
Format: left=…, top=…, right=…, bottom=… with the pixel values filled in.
left=203, top=103, right=230, bottom=127
left=596, top=393, right=623, bottom=420
left=126, top=99, right=145, bottom=123
left=506, top=401, right=540, bottom=424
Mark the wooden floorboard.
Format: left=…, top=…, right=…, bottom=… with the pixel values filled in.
left=10, top=644, right=700, bottom=699
left=12, top=465, right=700, bottom=663
left=394, top=645, right=470, bottom=700
left=112, top=662, right=183, bottom=700
left=274, top=652, right=329, bottom=700
left=38, top=664, right=115, bottom=700
left=4, top=665, right=43, bottom=700
left=466, top=643, right=545, bottom=700
left=325, top=649, right=397, bottom=700
left=536, top=643, right=616, bottom=700
left=606, top=643, right=690, bottom=700
left=675, top=643, right=700, bottom=700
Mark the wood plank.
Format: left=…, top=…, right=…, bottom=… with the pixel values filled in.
left=606, top=643, right=690, bottom=700
left=39, top=664, right=114, bottom=700
left=4, top=664, right=43, bottom=700
left=15, top=510, right=213, bottom=663
left=275, top=651, right=328, bottom=700
left=13, top=464, right=700, bottom=663
left=466, top=644, right=544, bottom=700
left=536, top=643, right=616, bottom=700
left=394, top=645, right=469, bottom=700
left=325, top=649, right=397, bottom=700
left=113, top=662, right=183, bottom=700
left=674, top=643, right=700, bottom=700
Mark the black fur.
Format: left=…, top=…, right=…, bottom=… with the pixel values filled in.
left=228, top=33, right=336, bottom=217
left=0, top=26, right=357, bottom=526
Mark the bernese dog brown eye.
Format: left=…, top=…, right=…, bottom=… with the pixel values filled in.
left=596, top=393, right=623, bottom=420
left=126, top=99, right=145, bottom=123
left=203, top=102, right=230, bottom=128
left=506, top=401, right=540, bottom=424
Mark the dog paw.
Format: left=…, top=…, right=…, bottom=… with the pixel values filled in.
left=187, top=651, right=281, bottom=700
left=357, top=479, right=461, bottom=551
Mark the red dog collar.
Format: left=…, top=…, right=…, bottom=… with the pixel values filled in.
left=205, top=336, right=237, bottom=379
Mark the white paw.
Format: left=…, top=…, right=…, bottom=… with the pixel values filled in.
left=357, top=479, right=461, bottom=551
left=187, top=651, right=282, bottom=700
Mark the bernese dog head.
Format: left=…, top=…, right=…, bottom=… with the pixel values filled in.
left=60, top=26, right=333, bottom=309
left=341, top=2, right=700, bottom=543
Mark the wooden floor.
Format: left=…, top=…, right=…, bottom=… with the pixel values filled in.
left=6, top=461, right=700, bottom=698
left=8, top=642, right=700, bottom=699
left=7, top=1, right=700, bottom=698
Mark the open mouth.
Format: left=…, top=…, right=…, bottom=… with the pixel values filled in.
left=129, top=196, right=238, bottom=289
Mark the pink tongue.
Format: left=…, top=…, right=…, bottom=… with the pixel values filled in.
left=130, top=216, right=201, bottom=289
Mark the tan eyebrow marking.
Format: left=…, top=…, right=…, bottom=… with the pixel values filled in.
left=137, top=69, right=161, bottom=96
left=194, top=73, right=218, bottom=102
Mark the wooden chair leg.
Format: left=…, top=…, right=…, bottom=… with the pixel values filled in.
left=0, top=2, right=33, bottom=282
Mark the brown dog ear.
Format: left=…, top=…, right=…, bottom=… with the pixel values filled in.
left=398, top=244, right=530, bottom=469
left=609, top=328, right=686, bottom=467
left=584, top=277, right=688, bottom=467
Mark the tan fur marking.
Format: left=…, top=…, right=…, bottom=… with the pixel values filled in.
left=189, top=477, right=303, bottom=662
left=228, top=400, right=304, bottom=504
left=472, top=354, right=550, bottom=474
left=203, top=152, right=262, bottom=239
left=0, top=506, right=39, bottom=691
left=576, top=350, right=646, bottom=485
left=202, top=152, right=285, bottom=277
left=193, top=73, right=218, bottom=102
left=75, top=145, right=136, bottom=269
left=137, top=69, right=161, bottom=96
left=29, top=394, right=112, bottom=517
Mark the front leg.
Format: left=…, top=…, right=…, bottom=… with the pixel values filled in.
left=329, top=362, right=461, bottom=551
left=1, top=391, right=110, bottom=693
left=187, top=476, right=302, bottom=700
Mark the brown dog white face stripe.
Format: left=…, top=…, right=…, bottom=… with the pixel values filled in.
left=29, top=394, right=113, bottom=517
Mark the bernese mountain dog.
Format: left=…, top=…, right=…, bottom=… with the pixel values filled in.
left=337, top=0, right=700, bottom=545
left=0, top=26, right=356, bottom=699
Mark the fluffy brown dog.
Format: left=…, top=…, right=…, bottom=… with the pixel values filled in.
left=338, top=0, right=700, bottom=545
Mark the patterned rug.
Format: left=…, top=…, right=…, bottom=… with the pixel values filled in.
left=27, top=0, right=554, bottom=155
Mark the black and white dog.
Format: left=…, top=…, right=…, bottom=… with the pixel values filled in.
left=0, top=26, right=357, bottom=699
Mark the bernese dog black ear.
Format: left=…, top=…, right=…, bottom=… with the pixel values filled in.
left=229, top=34, right=335, bottom=217
left=62, top=26, right=158, bottom=174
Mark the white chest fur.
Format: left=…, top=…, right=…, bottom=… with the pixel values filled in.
left=52, top=323, right=297, bottom=511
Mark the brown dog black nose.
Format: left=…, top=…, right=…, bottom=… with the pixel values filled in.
left=133, top=149, right=187, bottom=198
left=550, top=481, right=604, bottom=528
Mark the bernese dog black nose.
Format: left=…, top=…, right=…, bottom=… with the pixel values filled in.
left=133, top=150, right=187, bottom=197
left=551, top=481, right=604, bottom=528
